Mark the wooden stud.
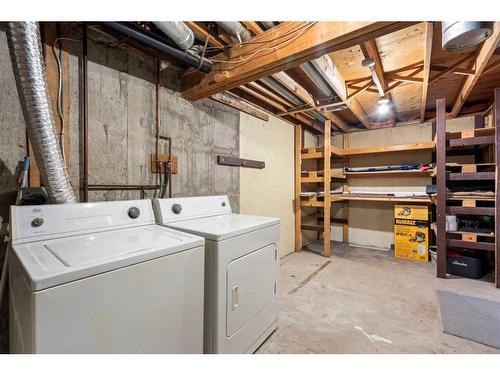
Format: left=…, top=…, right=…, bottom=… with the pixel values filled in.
left=451, top=22, right=500, bottom=118
left=323, top=120, right=332, bottom=257
left=294, top=125, right=302, bottom=252
left=436, top=98, right=447, bottom=279
left=421, top=22, right=433, bottom=122
left=495, top=87, right=500, bottom=288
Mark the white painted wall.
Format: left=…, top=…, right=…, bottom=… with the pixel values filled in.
left=239, top=113, right=295, bottom=257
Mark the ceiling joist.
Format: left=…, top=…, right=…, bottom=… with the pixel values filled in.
left=181, top=21, right=418, bottom=101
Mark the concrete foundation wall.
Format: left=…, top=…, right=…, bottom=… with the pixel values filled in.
left=239, top=113, right=295, bottom=257
left=0, top=25, right=239, bottom=353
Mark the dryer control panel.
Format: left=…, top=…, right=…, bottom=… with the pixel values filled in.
left=153, top=196, right=231, bottom=224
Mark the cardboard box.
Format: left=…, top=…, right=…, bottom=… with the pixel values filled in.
left=394, top=205, right=429, bottom=262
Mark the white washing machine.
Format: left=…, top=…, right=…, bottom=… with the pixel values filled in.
left=153, top=195, right=280, bottom=354
left=9, top=199, right=205, bottom=353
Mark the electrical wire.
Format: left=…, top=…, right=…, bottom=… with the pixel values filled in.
left=52, top=37, right=80, bottom=162
left=209, top=22, right=317, bottom=65
left=194, top=22, right=314, bottom=55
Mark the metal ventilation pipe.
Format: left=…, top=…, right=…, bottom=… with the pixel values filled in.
left=442, top=21, right=494, bottom=51
left=260, top=77, right=303, bottom=107
left=216, top=22, right=251, bottom=43
left=153, top=22, right=194, bottom=50
left=6, top=22, right=77, bottom=204
left=260, top=22, right=276, bottom=30
left=301, top=62, right=335, bottom=97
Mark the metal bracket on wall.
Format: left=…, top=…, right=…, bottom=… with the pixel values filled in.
left=217, top=155, right=265, bottom=169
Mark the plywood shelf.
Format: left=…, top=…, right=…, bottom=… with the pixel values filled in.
left=345, top=169, right=435, bottom=178
left=333, top=194, right=432, bottom=203
left=340, top=141, right=436, bottom=156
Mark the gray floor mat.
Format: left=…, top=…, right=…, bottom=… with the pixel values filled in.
left=437, top=290, right=500, bottom=349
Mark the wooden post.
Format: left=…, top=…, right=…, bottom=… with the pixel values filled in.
left=342, top=134, right=349, bottom=244
left=436, top=98, right=447, bottom=278
left=323, top=120, right=332, bottom=257
left=294, top=125, right=302, bottom=252
left=494, top=88, right=500, bottom=288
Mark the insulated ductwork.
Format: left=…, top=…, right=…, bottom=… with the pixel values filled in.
left=216, top=22, right=251, bottom=43
left=442, top=21, right=494, bottom=51
left=153, top=21, right=194, bottom=50
left=6, top=22, right=77, bottom=203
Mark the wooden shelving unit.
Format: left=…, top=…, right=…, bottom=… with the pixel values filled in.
left=295, top=120, right=348, bottom=257
left=436, top=91, right=500, bottom=288
left=295, top=120, right=436, bottom=258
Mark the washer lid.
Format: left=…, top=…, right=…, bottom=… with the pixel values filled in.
left=165, top=214, right=279, bottom=241
left=12, top=225, right=204, bottom=291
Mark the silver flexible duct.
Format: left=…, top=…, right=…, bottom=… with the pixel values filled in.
left=216, top=22, right=251, bottom=43
left=7, top=22, right=77, bottom=203
left=153, top=22, right=194, bottom=50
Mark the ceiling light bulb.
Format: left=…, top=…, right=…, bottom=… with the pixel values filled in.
left=378, top=102, right=389, bottom=115
left=378, top=97, right=390, bottom=105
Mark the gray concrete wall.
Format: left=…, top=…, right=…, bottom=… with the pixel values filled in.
left=0, top=24, right=239, bottom=353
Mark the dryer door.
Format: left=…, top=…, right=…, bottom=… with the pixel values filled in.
left=226, top=244, right=276, bottom=337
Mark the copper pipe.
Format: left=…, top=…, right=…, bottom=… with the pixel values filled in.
left=82, top=24, right=89, bottom=202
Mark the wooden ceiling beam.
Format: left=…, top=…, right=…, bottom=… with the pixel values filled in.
left=420, top=22, right=433, bottom=122
left=360, top=39, right=387, bottom=95
left=359, top=38, right=396, bottom=124
left=241, top=21, right=265, bottom=36
left=451, top=22, right=500, bottom=118
left=310, top=55, right=371, bottom=128
left=211, top=92, right=269, bottom=121
left=272, top=71, right=351, bottom=132
left=181, top=21, right=418, bottom=100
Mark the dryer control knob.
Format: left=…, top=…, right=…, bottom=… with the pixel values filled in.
left=128, top=207, right=141, bottom=219
left=171, top=203, right=182, bottom=214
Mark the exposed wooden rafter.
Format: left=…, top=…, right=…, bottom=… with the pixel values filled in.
left=182, top=21, right=418, bottom=100
left=211, top=92, right=269, bottom=121
left=310, top=55, right=371, bottom=128
left=241, top=21, right=265, bottom=36
left=420, top=22, right=433, bottom=122
left=451, top=22, right=500, bottom=118
left=359, top=39, right=396, bottom=124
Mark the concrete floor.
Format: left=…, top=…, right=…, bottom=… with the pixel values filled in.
left=258, top=241, right=500, bottom=354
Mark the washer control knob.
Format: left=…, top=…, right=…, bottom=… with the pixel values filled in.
left=31, top=217, right=44, bottom=228
left=128, top=207, right=141, bottom=219
left=171, top=203, right=182, bottom=214
left=222, top=202, right=226, bottom=207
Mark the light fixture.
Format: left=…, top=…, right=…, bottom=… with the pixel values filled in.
left=377, top=97, right=390, bottom=115
left=361, top=58, right=375, bottom=68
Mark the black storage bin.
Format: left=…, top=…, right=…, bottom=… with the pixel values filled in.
left=446, top=251, right=488, bottom=279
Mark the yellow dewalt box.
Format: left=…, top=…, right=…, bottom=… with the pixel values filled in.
left=394, top=205, right=429, bottom=262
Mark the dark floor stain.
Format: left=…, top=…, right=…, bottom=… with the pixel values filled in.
left=288, top=260, right=331, bottom=295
